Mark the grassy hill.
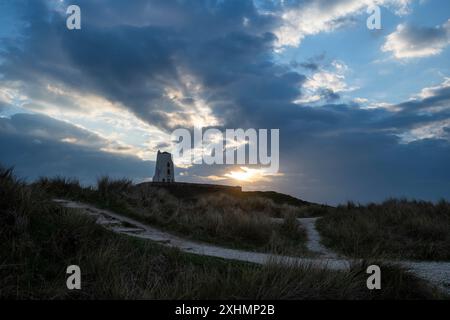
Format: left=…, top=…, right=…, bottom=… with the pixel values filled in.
left=26, top=173, right=450, bottom=262
left=242, top=191, right=313, bottom=207
left=0, top=166, right=445, bottom=299
left=35, top=177, right=312, bottom=256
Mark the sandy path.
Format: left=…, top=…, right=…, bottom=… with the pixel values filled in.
left=270, top=217, right=337, bottom=258
left=297, top=217, right=339, bottom=259
left=297, top=217, right=450, bottom=294
left=54, top=199, right=351, bottom=269
left=54, top=199, right=450, bottom=294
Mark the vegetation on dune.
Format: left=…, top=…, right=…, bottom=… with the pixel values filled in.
left=36, top=176, right=311, bottom=256
left=316, top=200, right=450, bottom=261
left=30, top=174, right=450, bottom=261
left=0, top=166, right=445, bottom=299
left=241, top=191, right=331, bottom=217
left=237, top=192, right=331, bottom=218
left=130, top=189, right=309, bottom=255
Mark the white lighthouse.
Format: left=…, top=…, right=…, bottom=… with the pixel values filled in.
left=153, top=150, right=175, bottom=182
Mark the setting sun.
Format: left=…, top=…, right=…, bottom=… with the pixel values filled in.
left=225, top=167, right=281, bottom=182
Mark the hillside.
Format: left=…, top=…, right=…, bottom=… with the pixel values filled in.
left=0, top=166, right=444, bottom=299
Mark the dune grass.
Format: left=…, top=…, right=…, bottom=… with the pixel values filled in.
left=316, top=200, right=450, bottom=261
left=240, top=191, right=331, bottom=217
left=0, top=167, right=445, bottom=299
left=35, top=176, right=310, bottom=256
left=127, top=187, right=309, bottom=255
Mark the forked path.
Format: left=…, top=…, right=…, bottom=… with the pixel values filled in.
left=54, top=199, right=450, bottom=295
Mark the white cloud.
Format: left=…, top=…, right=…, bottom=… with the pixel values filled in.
left=305, top=71, right=348, bottom=92
left=161, top=70, right=221, bottom=129
left=382, top=20, right=450, bottom=59
left=397, top=77, right=450, bottom=142
left=414, top=77, right=450, bottom=100
left=363, top=101, right=401, bottom=111
left=398, top=119, right=450, bottom=143
left=296, top=60, right=357, bottom=104
left=0, top=87, right=15, bottom=104
left=274, top=0, right=413, bottom=47
left=0, top=83, right=28, bottom=105
left=353, top=97, right=369, bottom=104
left=2, top=81, right=173, bottom=161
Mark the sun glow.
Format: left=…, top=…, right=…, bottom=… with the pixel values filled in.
left=225, top=167, right=282, bottom=183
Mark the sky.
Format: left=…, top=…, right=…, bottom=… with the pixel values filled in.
left=1, top=0, right=450, bottom=205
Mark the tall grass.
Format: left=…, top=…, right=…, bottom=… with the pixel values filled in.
left=97, top=176, right=132, bottom=199
left=128, top=188, right=309, bottom=255
left=35, top=176, right=85, bottom=198
left=0, top=166, right=445, bottom=299
left=239, top=191, right=332, bottom=217
left=34, top=177, right=310, bottom=255
left=316, top=199, right=450, bottom=261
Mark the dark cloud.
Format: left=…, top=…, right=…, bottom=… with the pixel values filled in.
left=383, top=21, right=450, bottom=58
left=397, top=23, right=449, bottom=47
left=0, top=113, right=105, bottom=147
left=318, top=88, right=340, bottom=102
left=0, top=0, right=280, bottom=131
left=370, top=83, right=450, bottom=131
left=0, top=102, right=7, bottom=113
left=298, top=62, right=319, bottom=71
left=154, top=141, right=171, bottom=150
left=276, top=125, right=450, bottom=204
left=0, top=113, right=153, bottom=184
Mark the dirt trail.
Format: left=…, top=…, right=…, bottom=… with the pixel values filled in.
left=270, top=217, right=337, bottom=258
left=296, top=217, right=339, bottom=259
left=54, top=199, right=450, bottom=294
left=296, top=217, right=450, bottom=294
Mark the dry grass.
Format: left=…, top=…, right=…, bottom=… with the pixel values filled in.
left=316, top=199, right=450, bottom=261
left=34, top=176, right=310, bottom=255
left=1, top=167, right=446, bottom=299
left=126, top=187, right=309, bottom=255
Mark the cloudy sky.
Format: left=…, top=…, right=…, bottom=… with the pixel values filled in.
left=1, top=0, right=450, bottom=204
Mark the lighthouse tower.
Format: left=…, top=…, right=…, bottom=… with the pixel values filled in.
left=153, top=151, right=175, bottom=182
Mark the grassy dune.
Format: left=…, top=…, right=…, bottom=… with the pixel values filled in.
left=316, top=200, right=450, bottom=261
left=35, top=176, right=310, bottom=256
left=0, top=167, right=445, bottom=299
